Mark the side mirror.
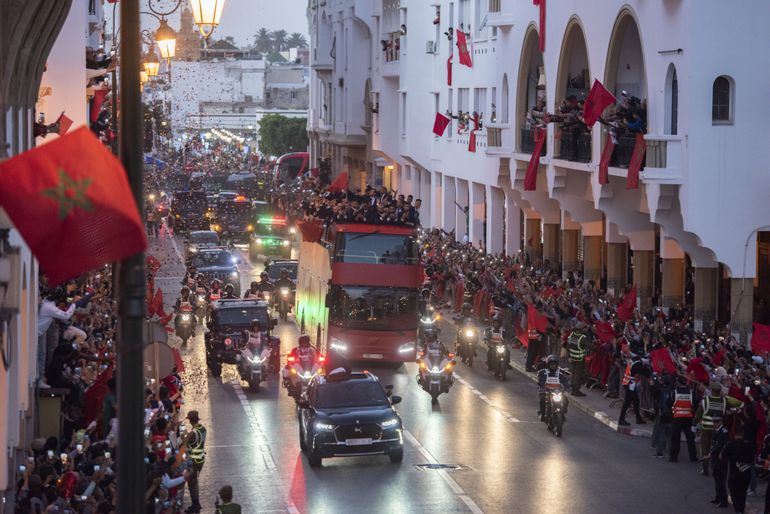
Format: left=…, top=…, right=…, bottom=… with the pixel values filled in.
left=390, top=396, right=402, bottom=406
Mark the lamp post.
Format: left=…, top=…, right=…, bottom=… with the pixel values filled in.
left=154, top=18, right=177, bottom=60
left=188, top=0, right=227, bottom=41
left=143, top=48, right=160, bottom=77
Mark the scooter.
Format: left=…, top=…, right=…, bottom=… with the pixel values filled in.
left=544, top=388, right=567, bottom=437
left=277, top=287, right=291, bottom=321
left=455, top=322, right=477, bottom=367
left=417, top=350, right=455, bottom=404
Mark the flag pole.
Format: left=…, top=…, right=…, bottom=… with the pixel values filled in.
left=116, top=0, right=146, bottom=512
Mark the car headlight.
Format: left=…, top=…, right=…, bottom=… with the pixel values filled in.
left=314, top=422, right=334, bottom=431
left=380, top=418, right=400, bottom=429
left=330, top=340, right=348, bottom=352
left=398, top=342, right=415, bottom=354
left=247, top=224, right=254, bottom=231
left=496, top=345, right=506, bottom=354
left=189, top=247, right=198, bottom=253
left=464, top=329, right=475, bottom=338
left=255, top=238, right=263, bottom=245
left=282, top=240, right=290, bottom=246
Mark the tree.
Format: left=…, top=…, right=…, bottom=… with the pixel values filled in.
left=223, top=35, right=237, bottom=46
left=287, top=32, right=308, bottom=49
left=271, top=29, right=288, bottom=52
left=252, top=28, right=272, bottom=53
left=257, top=114, right=308, bottom=157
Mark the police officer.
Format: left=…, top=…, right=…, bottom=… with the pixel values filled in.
left=694, top=382, right=743, bottom=476
left=484, top=316, right=506, bottom=371
left=668, top=375, right=697, bottom=462
left=243, top=280, right=260, bottom=299
left=537, top=355, right=570, bottom=421
left=618, top=353, right=649, bottom=426
left=567, top=323, right=588, bottom=397
left=222, top=283, right=237, bottom=299
left=185, top=410, right=207, bottom=513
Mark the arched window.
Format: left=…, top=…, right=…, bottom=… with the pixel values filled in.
left=712, top=76, right=733, bottom=124
left=501, top=74, right=509, bottom=124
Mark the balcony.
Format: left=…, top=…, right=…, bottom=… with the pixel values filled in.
left=610, top=135, right=642, bottom=168
left=485, top=124, right=513, bottom=156
left=556, top=129, right=591, bottom=163
left=640, top=134, right=684, bottom=184
left=487, top=0, right=515, bottom=27
left=520, top=127, right=546, bottom=156
left=383, top=32, right=401, bottom=63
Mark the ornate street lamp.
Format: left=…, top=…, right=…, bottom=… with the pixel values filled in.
left=188, top=0, right=226, bottom=40
left=154, top=18, right=177, bottom=60
left=143, top=49, right=160, bottom=77
left=140, top=70, right=149, bottom=85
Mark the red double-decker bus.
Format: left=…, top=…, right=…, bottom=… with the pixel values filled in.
left=295, top=223, right=421, bottom=362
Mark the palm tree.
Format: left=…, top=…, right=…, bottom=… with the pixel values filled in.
left=271, top=29, right=288, bottom=52
left=287, top=32, right=308, bottom=49
left=252, top=28, right=272, bottom=53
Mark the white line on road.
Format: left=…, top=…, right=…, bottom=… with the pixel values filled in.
left=454, top=372, right=529, bottom=425
left=403, top=430, right=484, bottom=514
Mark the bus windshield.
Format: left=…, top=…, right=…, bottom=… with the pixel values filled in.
left=278, top=156, right=305, bottom=181
left=334, top=233, right=417, bottom=265
left=328, top=286, right=419, bottom=331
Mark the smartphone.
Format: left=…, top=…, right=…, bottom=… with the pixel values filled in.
left=745, top=386, right=751, bottom=395
left=81, top=496, right=88, bottom=501
left=94, top=465, right=101, bottom=471
left=28, top=457, right=34, bottom=463
left=76, top=444, right=83, bottom=452
left=47, top=450, right=54, bottom=458
left=19, top=465, right=26, bottom=473
left=60, top=453, right=68, bottom=463
left=104, top=452, right=111, bottom=459
left=144, top=429, right=150, bottom=438
left=165, top=448, right=172, bottom=455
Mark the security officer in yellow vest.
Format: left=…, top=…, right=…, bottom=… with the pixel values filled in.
left=567, top=323, right=589, bottom=397
left=694, top=382, right=743, bottom=476
left=185, top=410, right=207, bottom=513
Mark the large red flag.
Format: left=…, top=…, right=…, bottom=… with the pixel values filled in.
left=456, top=29, right=472, bottom=67
left=593, top=320, right=616, bottom=344
left=582, top=80, right=616, bottom=127
left=90, top=89, right=108, bottom=123
left=524, top=127, right=546, bottom=191
left=538, top=0, right=546, bottom=53
left=447, top=55, right=453, bottom=86
left=326, top=171, right=349, bottom=192
left=616, top=286, right=637, bottom=322
left=433, top=112, right=451, bottom=136
left=751, top=322, right=770, bottom=354
left=82, top=362, right=114, bottom=435
left=650, top=347, right=677, bottom=375
left=468, top=130, right=477, bottom=152
left=625, top=133, right=647, bottom=190
left=598, top=133, right=615, bottom=185
left=0, top=127, right=146, bottom=284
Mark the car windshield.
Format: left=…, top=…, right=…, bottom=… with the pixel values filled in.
left=267, top=263, right=297, bottom=280
left=190, top=232, right=219, bottom=244
left=219, top=202, right=252, bottom=221
left=329, top=286, right=419, bottom=331
left=172, top=193, right=207, bottom=212
left=335, top=233, right=417, bottom=265
left=191, top=252, right=232, bottom=268
left=315, top=381, right=390, bottom=409
left=215, top=307, right=269, bottom=327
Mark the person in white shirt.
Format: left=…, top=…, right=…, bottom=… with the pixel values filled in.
left=36, top=289, right=80, bottom=388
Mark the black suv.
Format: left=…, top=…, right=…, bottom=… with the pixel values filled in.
left=171, top=190, right=209, bottom=231
left=298, top=370, right=403, bottom=467
left=189, top=247, right=240, bottom=295
left=204, top=299, right=279, bottom=377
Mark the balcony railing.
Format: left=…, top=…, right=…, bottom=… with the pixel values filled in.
left=556, top=129, right=590, bottom=162
left=488, top=127, right=502, bottom=147
left=611, top=135, right=645, bottom=169
left=489, top=0, right=501, bottom=13
left=639, top=135, right=683, bottom=184
left=384, top=32, right=401, bottom=63
left=520, top=128, right=547, bottom=156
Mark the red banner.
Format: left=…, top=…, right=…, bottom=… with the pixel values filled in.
left=538, top=0, right=546, bottom=53
left=599, top=133, right=615, bottom=185
left=625, top=133, right=647, bottom=190
left=524, top=127, right=546, bottom=191
left=456, top=29, right=472, bottom=67
left=468, top=130, right=477, bottom=152
left=617, top=286, right=637, bottom=322
left=751, top=322, right=770, bottom=354
left=593, top=320, right=616, bottom=344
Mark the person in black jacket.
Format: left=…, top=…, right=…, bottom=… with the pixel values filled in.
left=721, top=427, right=754, bottom=514
left=709, top=417, right=730, bottom=508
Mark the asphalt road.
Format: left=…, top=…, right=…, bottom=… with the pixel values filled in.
left=148, top=233, right=722, bottom=514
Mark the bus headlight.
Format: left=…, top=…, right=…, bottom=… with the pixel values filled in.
left=398, top=342, right=415, bottom=354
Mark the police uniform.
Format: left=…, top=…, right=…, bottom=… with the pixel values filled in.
left=668, top=384, right=697, bottom=462
left=567, top=330, right=587, bottom=395
left=186, top=412, right=207, bottom=513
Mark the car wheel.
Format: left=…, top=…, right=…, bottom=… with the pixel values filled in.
left=389, top=448, right=404, bottom=464
left=210, top=360, right=222, bottom=378
left=307, top=451, right=322, bottom=467
left=299, top=425, right=308, bottom=452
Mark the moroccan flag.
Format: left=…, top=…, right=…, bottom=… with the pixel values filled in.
left=90, top=89, right=108, bottom=123
left=650, top=347, right=677, bottom=375
left=296, top=220, right=324, bottom=243
left=468, top=130, right=477, bottom=152
left=433, top=112, right=451, bottom=137
left=616, top=286, right=637, bottom=322
left=456, top=29, right=472, bottom=67
left=583, top=80, right=616, bottom=127
left=599, top=133, right=615, bottom=185
left=625, top=133, right=647, bottom=190
left=447, top=55, right=453, bottom=86
left=0, top=127, right=146, bottom=284
left=82, top=362, right=114, bottom=436
left=751, top=323, right=770, bottom=354
left=524, top=127, right=546, bottom=191
left=327, top=171, right=349, bottom=192
left=593, top=320, right=616, bottom=344
left=528, top=303, right=548, bottom=334
left=56, top=112, right=74, bottom=136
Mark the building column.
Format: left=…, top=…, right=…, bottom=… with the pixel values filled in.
left=606, top=243, right=628, bottom=297
left=633, top=251, right=655, bottom=311
left=524, top=214, right=542, bottom=260
left=583, top=236, right=603, bottom=283
left=542, top=223, right=560, bottom=266
left=561, top=213, right=580, bottom=278
left=469, top=182, right=486, bottom=249
left=456, top=179, right=469, bottom=242
left=420, top=170, right=431, bottom=227
left=442, top=175, right=456, bottom=233
left=694, top=267, right=718, bottom=333
left=661, top=234, right=685, bottom=309
left=504, top=190, right=522, bottom=256
left=486, top=186, right=504, bottom=255
left=731, top=278, right=754, bottom=345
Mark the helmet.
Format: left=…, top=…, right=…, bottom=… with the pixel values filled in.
left=250, top=319, right=262, bottom=331
left=250, top=281, right=259, bottom=289
left=424, top=330, right=438, bottom=343
left=260, top=272, right=268, bottom=280
left=298, top=334, right=311, bottom=346
left=421, top=288, right=432, bottom=298
left=196, top=273, right=204, bottom=281
left=224, top=284, right=234, bottom=293
left=546, top=354, right=559, bottom=371
left=180, top=286, right=190, bottom=296
left=211, top=279, right=221, bottom=288
left=462, top=302, right=472, bottom=315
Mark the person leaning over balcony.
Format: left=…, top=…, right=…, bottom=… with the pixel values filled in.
left=37, top=287, right=81, bottom=388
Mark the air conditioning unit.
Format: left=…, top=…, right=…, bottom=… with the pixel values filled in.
left=425, top=40, right=437, bottom=54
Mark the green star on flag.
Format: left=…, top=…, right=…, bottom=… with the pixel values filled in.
left=41, top=169, right=94, bottom=219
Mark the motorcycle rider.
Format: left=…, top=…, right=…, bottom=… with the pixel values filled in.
left=537, top=355, right=570, bottom=421
left=241, top=319, right=266, bottom=363
left=418, top=288, right=434, bottom=317
left=484, top=316, right=508, bottom=371
left=258, top=272, right=274, bottom=292
left=222, top=283, right=237, bottom=299
left=418, top=330, right=449, bottom=387
left=193, top=274, right=208, bottom=297
left=174, top=286, right=194, bottom=313
left=207, top=279, right=223, bottom=303
left=275, top=269, right=294, bottom=290
left=456, top=302, right=476, bottom=358
left=243, top=281, right=261, bottom=299
left=182, top=265, right=198, bottom=288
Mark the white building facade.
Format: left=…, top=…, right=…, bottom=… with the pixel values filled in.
left=308, top=0, right=770, bottom=342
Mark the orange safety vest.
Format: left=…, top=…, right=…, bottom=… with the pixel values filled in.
left=672, top=390, right=694, bottom=418
left=210, top=291, right=221, bottom=301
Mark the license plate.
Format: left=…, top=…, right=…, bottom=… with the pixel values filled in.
left=363, top=353, right=383, bottom=359
left=345, top=438, right=372, bottom=446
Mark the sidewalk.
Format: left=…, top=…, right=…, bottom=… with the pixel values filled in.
left=437, top=307, right=653, bottom=438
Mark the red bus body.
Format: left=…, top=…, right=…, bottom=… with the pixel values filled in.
left=275, top=152, right=309, bottom=183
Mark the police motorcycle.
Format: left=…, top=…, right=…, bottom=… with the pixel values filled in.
left=236, top=320, right=272, bottom=391
left=485, top=317, right=510, bottom=381
left=455, top=303, right=477, bottom=367
left=417, top=331, right=456, bottom=404
left=192, top=275, right=209, bottom=321
left=538, top=355, right=569, bottom=437
left=282, top=334, right=324, bottom=401
left=418, top=304, right=442, bottom=348
left=174, top=287, right=196, bottom=347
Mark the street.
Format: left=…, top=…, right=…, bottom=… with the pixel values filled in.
left=149, top=234, right=716, bottom=514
